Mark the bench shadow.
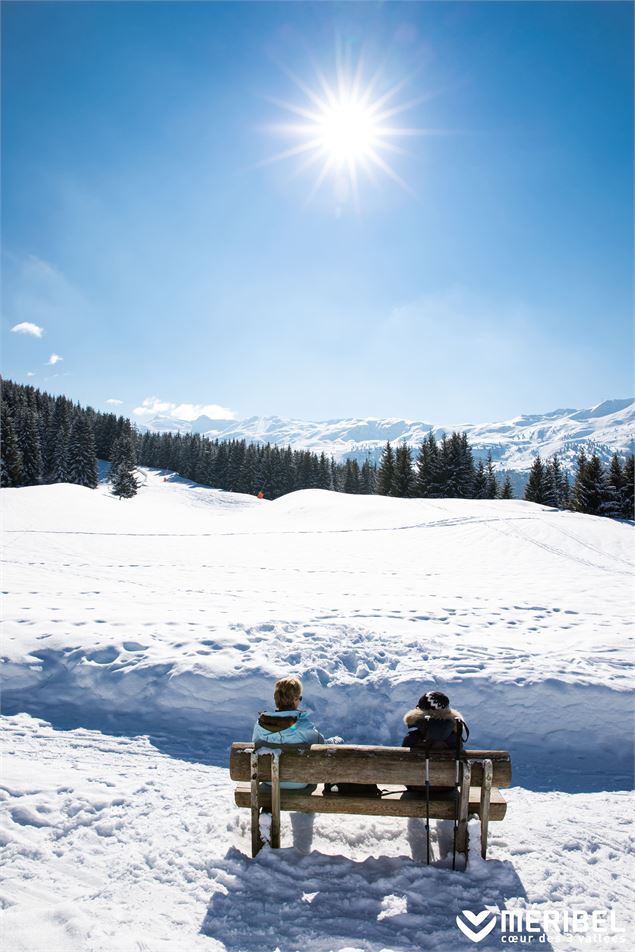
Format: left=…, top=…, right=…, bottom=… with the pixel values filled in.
left=201, top=833, right=555, bottom=952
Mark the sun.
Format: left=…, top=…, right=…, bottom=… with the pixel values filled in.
left=315, top=97, right=379, bottom=165
left=263, top=54, right=423, bottom=206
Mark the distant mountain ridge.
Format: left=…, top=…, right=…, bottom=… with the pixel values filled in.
left=140, top=398, right=635, bottom=473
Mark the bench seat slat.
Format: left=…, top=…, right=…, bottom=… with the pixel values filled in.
left=234, top=783, right=507, bottom=821
left=230, top=743, right=512, bottom=788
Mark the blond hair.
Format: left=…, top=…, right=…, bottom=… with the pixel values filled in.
left=274, top=676, right=302, bottom=711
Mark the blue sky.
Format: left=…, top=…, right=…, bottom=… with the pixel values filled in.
left=2, top=1, right=633, bottom=425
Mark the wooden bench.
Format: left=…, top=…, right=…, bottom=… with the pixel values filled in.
left=229, top=743, right=512, bottom=863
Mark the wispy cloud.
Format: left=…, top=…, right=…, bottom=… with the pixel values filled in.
left=11, top=321, right=44, bottom=337
left=47, top=353, right=63, bottom=365
left=26, top=371, right=36, bottom=377
left=133, top=397, right=236, bottom=422
left=106, top=398, right=124, bottom=406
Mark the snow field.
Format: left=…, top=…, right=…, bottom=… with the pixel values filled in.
left=1, top=470, right=634, bottom=950
left=1, top=715, right=633, bottom=952
left=2, top=471, right=633, bottom=789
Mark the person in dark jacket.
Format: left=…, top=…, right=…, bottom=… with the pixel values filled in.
left=401, top=690, right=468, bottom=750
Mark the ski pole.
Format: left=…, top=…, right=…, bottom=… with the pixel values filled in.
left=424, top=753, right=431, bottom=865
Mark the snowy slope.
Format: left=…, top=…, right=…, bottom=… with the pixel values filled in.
left=141, top=398, right=635, bottom=470
left=1, top=472, right=634, bottom=951
left=2, top=469, right=633, bottom=789
left=2, top=715, right=632, bottom=952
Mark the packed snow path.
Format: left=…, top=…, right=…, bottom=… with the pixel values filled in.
left=2, top=470, right=634, bottom=790
left=1, top=715, right=633, bottom=952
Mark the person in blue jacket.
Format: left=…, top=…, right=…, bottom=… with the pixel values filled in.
left=252, top=676, right=324, bottom=790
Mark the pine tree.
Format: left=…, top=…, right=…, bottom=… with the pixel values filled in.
left=605, top=453, right=626, bottom=519
left=0, top=403, right=24, bottom=486
left=473, top=461, right=487, bottom=499
left=393, top=443, right=415, bottom=497
left=110, top=429, right=136, bottom=483
left=525, top=455, right=546, bottom=504
left=92, top=411, right=118, bottom=461
left=500, top=474, right=514, bottom=499
left=343, top=459, right=360, bottom=493
left=111, top=461, right=138, bottom=498
left=329, top=457, right=339, bottom=492
left=53, top=420, right=70, bottom=482
left=560, top=472, right=572, bottom=509
left=317, top=453, right=331, bottom=491
left=278, top=447, right=296, bottom=496
left=415, top=433, right=440, bottom=497
left=226, top=440, right=245, bottom=492
left=543, top=455, right=563, bottom=508
left=485, top=451, right=498, bottom=499
left=43, top=398, right=68, bottom=479
left=622, top=456, right=634, bottom=519
left=242, top=444, right=260, bottom=493
left=377, top=442, right=395, bottom=496
left=572, top=451, right=607, bottom=516
left=16, top=406, right=43, bottom=485
left=67, top=416, right=98, bottom=488
left=359, top=458, right=375, bottom=494
left=571, top=448, right=589, bottom=512
left=444, top=432, right=474, bottom=498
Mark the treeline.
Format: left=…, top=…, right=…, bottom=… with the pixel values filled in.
left=524, top=451, right=633, bottom=519
left=0, top=379, right=366, bottom=498
left=138, top=429, right=348, bottom=497
left=1, top=378, right=103, bottom=489
left=2, top=380, right=632, bottom=519
left=375, top=433, right=513, bottom=499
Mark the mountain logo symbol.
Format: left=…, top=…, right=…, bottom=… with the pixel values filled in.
left=455, top=909, right=498, bottom=942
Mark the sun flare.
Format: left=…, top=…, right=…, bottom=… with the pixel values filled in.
left=264, top=55, right=424, bottom=206
left=316, top=98, right=379, bottom=165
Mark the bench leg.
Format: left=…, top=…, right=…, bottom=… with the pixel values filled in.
left=479, top=759, right=493, bottom=859
left=456, top=760, right=472, bottom=860
left=250, top=751, right=263, bottom=858
left=270, top=753, right=281, bottom=850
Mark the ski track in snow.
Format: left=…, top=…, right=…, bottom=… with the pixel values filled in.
left=1, top=470, right=634, bottom=950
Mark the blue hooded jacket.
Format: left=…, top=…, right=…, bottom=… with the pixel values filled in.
left=252, top=709, right=325, bottom=789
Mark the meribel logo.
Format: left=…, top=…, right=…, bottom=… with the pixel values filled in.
left=456, top=910, right=497, bottom=943
left=455, top=906, right=625, bottom=944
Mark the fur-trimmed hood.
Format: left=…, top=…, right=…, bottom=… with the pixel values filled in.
left=403, top=707, right=464, bottom=727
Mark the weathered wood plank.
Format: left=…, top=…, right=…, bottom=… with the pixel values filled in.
left=234, top=783, right=507, bottom=820
left=230, top=744, right=512, bottom=787
left=456, top=761, right=472, bottom=857
left=480, top=759, right=494, bottom=860
left=250, top=751, right=262, bottom=859
left=270, top=753, right=281, bottom=850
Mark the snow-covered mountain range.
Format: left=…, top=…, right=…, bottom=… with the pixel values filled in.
left=140, top=398, right=635, bottom=472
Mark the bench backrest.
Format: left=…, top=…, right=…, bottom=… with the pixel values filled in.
left=229, top=743, right=512, bottom=787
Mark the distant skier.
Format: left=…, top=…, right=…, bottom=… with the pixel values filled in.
left=252, top=676, right=324, bottom=790
left=257, top=490, right=265, bottom=499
